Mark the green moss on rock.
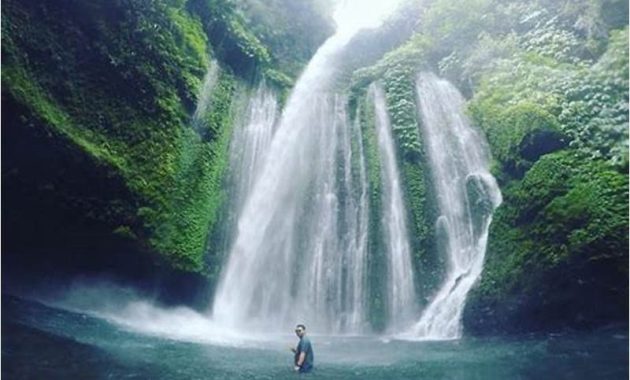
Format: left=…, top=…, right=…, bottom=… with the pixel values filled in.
left=1, top=0, right=298, bottom=276
left=464, top=151, right=628, bottom=333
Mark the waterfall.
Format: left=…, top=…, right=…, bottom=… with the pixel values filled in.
left=411, top=72, right=502, bottom=339
left=292, top=95, right=371, bottom=333
left=344, top=107, right=370, bottom=331
left=212, top=32, right=372, bottom=334
left=228, top=83, right=278, bottom=211
left=370, top=84, right=418, bottom=331
left=192, top=60, right=219, bottom=130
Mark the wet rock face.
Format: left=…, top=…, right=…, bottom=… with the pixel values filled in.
left=518, top=128, right=567, bottom=162
left=2, top=94, right=212, bottom=308
left=462, top=151, right=628, bottom=335
left=2, top=94, right=137, bottom=269
left=463, top=253, right=629, bottom=335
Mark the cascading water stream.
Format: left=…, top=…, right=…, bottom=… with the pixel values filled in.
left=370, top=84, right=418, bottom=331
left=192, top=60, right=219, bottom=130
left=293, top=95, right=372, bottom=333
left=411, top=72, right=502, bottom=339
left=228, top=83, right=279, bottom=212
left=343, top=108, right=370, bottom=331
left=212, top=1, right=405, bottom=334
left=212, top=31, right=373, bottom=334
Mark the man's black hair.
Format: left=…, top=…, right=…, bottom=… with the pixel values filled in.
left=296, top=324, right=306, bottom=330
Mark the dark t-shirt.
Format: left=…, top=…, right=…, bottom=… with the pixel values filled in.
left=296, top=336, right=314, bottom=371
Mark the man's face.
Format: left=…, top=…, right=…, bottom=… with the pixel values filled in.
left=295, top=327, right=304, bottom=337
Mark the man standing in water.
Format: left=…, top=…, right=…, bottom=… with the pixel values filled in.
left=291, top=324, right=314, bottom=373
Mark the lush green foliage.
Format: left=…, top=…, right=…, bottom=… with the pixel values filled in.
left=235, top=0, right=333, bottom=78
left=470, top=25, right=628, bottom=169
left=398, top=0, right=629, bottom=168
left=465, top=151, right=628, bottom=331
left=142, top=75, right=239, bottom=273
left=402, top=0, right=630, bottom=331
left=2, top=0, right=321, bottom=275
left=188, top=0, right=332, bottom=91
left=347, top=0, right=628, bottom=330
left=187, top=0, right=269, bottom=76
left=470, top=101, right=567, bottom=178
left=382, top=66, right=423, bottom=161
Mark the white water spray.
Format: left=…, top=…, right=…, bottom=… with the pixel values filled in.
left=411, top=72, right=502, bottom=339
left=370, top=84, right=418, bottom=331
left=212, top=1, right=403, bottom=334
left=192, top=60, right=220, bottom=130
left=228, top=83, right=279, bottom=211
left=213, top=39, right=363, bottom=334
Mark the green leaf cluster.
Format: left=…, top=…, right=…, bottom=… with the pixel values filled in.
left=234, top=0, right=333, bottom=79
left=470, top=25, right=628, bottom=169
left=2, top=0, right=255, bottom=274
left=345, top=0, right=628, bottom=330
left=475, top=151, right=628, bottom=301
